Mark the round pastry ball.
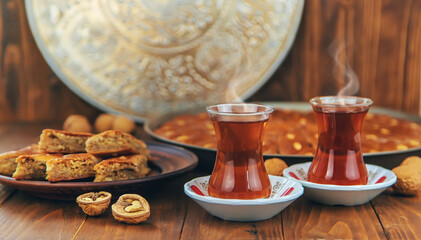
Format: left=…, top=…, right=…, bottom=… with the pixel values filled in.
left=401, top=156, right=421, bottom=168
left=95, top=113, right=116, bottom=133
left=264, top=158, right=288, bottom=176
left=112, top=116, right=136, bottom=133
left=392, top=165, right=421, bottom=195
left=63, top=114, right=92, bottom=133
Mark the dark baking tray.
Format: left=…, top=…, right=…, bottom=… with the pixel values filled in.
left=144, top=102, right=421, bottom=172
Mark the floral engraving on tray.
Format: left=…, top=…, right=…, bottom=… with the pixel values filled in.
left=28, top=0, right=302, bottom=119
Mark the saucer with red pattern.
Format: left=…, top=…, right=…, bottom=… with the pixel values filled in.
left=184, top=175, right=303, bottom=221
left=283, top=162, right=397, bottom=206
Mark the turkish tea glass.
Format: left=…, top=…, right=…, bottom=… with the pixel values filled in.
left=206, top=103, right=274, bottom=199
left=308, top=96, right=373, bottom=185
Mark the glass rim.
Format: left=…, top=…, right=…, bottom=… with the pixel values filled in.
left=309, top=96, right=373, bottom=107
left=206, top=103, right=274, bottom=117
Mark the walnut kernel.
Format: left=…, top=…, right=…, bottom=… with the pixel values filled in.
left=112, top=194, right=150, bottom=224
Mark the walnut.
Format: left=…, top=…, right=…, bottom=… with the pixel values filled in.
left=264, top=158, right=288, bottom=176
left=63, top=115, right=92, bottom=133
left=112, top=116, right=136, bottom=133
left=392, top=165, right=421, bottom=196
left=76, top=191, right=112, bottom=216
left=112, top=194, right=150, bottom=224
left=401, top=156, right=421, bottom=168
left=94, top=113, right=116, bottom=132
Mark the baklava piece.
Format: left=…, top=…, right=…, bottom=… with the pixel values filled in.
left=0, top=144, right=39, bottom=176
left=13, top=154, right=63, bottom=180
left=86, top=130, right=149, bottom=157
left=38, top=129, right=93, bottom=153
left=93, top=154, right=150, bottom=182
left=46, top=153, right=101, bottom=182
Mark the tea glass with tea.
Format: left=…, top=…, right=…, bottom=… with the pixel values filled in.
left=206, top=103, right=274, bottom=199
left=308, top=96, right=373, bottom=185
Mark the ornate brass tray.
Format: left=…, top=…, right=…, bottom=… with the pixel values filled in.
left=25, top=0, right=304, bottom=121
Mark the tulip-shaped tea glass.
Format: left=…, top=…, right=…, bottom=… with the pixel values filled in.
left=206, top=103, right=274, bottom=199
left=308, top=96, right=373, bottom=185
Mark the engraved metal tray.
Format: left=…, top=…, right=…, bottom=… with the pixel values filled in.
left=25, top=0, right=304, bottom=121
left=144, top=102, right=421, bottom=171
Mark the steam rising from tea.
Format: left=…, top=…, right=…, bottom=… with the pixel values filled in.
left=329, top=40, right=360, bottom=97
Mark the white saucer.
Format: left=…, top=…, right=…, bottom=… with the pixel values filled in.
left=283, top=162, right=397, bottom=206
left=184, top=175, right=303, bottom=221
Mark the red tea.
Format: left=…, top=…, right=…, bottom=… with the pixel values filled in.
left=308, top=107, right=369, bottom=185
left=208, top=120, right=271, bottom=199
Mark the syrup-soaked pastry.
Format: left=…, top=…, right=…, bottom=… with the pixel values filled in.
left=46, top=153, right=101, bottom=182
left=0, top=144, right=39, bottom=176
left=154, top=108, right=421, bottom=155
left=86, top=130, right=149, bottom=158
left=38, top=129, right=93, bottom=153
left=13, top=154, right=63, bottom=180
left=93, top=154, right=150, bottom=182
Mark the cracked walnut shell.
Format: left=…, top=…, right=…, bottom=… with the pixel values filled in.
left=112, top=194, right=150, bottom=224
left=76, top=191, right=112, bottom=216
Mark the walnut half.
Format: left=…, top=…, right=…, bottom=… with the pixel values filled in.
left=76, top=191, right=112, bottom=216
left=112, top=194, right=150, bottom=224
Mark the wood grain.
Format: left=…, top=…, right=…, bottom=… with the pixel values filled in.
left=73, top=177, right=187, bottom=240
left=0, top=123, right=60, bottom=152
left=0, top=0, right=100, bottom=123
left=0, top=185, right=14, bottom=205
left=180, top=198, right=284, bottom=240
left=282, top=198, right=386, bottom=239
left=0, top=0, right=420, bottom=123
left=0, top=191, right=85, bottom=240
left=371, top=190, right=421, bottom=239
left=249, top=0, right=421, bottom=115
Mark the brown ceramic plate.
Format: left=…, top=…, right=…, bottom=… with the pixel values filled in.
left=145, top=102, right=421, bottom=171
left=0, top=142, right=198, bottom=200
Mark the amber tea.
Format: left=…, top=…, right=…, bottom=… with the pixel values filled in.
left=206, top=103, right=273, bottom=199
left=308, top=96, right=373, bottom=185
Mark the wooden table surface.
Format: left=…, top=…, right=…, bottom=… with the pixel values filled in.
left=0, top=123, right=420, bottom=240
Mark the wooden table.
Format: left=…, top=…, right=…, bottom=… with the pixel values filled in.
left=0, top=123, right=420, bottom=240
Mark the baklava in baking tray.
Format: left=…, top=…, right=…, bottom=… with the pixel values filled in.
left=145, top=102, right=421, bottom=171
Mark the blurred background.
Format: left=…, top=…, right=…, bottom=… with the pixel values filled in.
left=0, top=0, right=420, bottom=123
